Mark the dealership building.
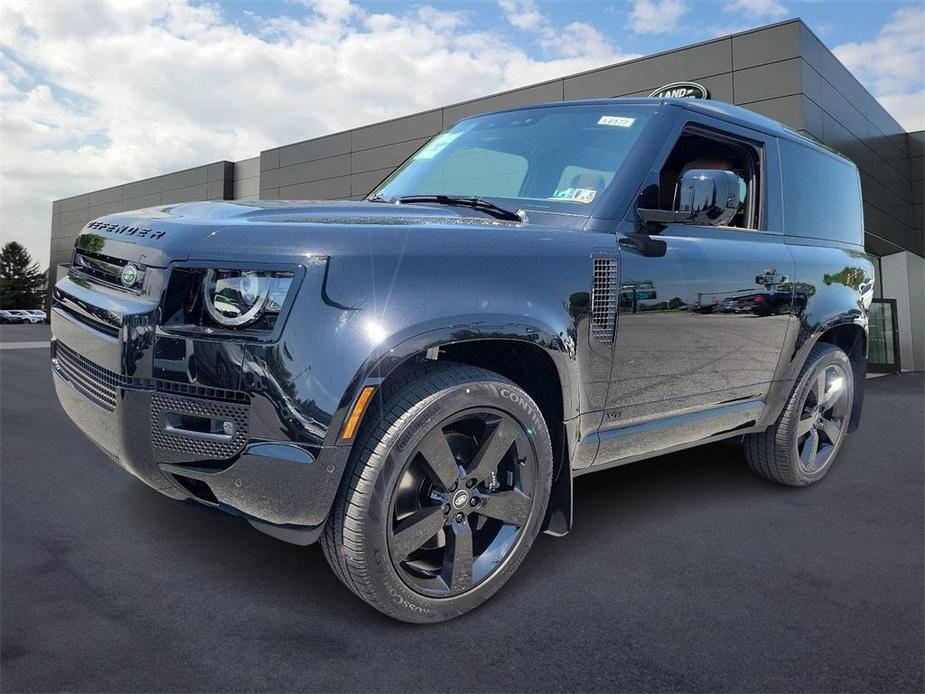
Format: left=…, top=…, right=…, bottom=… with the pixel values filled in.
left=49, top=19, right=923, bottom=372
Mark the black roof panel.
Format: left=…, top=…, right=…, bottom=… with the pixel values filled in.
left=473, top=97, right=841, bottom=158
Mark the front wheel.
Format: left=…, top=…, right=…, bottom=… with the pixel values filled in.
left=321, top=362, right=552, bottom=622
left=743, top=343, right=854, bottom=486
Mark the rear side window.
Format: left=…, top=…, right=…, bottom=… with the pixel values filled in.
left=780, top=139, right=863, bottom=246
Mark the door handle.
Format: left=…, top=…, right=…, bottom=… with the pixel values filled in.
left=619, top=233, right=667, bottom=258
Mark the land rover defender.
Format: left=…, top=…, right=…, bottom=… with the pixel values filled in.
left=51, top=99, right=874, bottom=622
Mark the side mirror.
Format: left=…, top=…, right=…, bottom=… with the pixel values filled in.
left=638, top=169, right=740, bottom=227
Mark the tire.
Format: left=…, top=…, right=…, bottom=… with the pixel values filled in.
left=321, top=362, right=553, bottom=623
left=744, top=343, right=854, bottom=486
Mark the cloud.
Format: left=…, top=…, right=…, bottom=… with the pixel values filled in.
left=723, top=0, right=788, bottom=19
left=833, top=6, right=925, bottom=131
left=876, top=91, right=925, bottom=133
left=498, top=0, right=622, bottom=60
left=0, top=0, right=636, bottom=268
left=629, top=0, right=687, bottom=35
left=498, top=0, right=544, bottom=31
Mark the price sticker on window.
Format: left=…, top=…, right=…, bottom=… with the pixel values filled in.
left=597, top=116, right=635, bottom=128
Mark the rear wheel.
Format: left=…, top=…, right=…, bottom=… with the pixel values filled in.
left=321, top=362, right=552, bottom=622
left=744, top=343, right=854, bottom=486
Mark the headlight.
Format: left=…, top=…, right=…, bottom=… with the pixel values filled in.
left=203, top=270, right=294, bottom=328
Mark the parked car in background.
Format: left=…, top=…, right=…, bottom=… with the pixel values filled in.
left=27, top=309, right=47, bottom=322
left=718, top=298, right=745, bottom=313
left=7, top=310, right=44, bottom=324
left=50, top=98, right=874, bottom=623
left=0, top=310, right=26, bottom=324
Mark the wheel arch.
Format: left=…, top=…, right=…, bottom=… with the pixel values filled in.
left=813, top=322, right=867, bottom=432
left=332, top=317, right=579, bottom=535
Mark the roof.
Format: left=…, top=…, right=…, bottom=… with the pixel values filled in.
left=471, top=96, right=837, bottom=156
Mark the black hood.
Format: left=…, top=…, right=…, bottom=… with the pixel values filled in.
left=75, top=199, right=575, bottom=266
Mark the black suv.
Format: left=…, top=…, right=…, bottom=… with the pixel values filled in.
left=51, top=98, right=874, bottom=622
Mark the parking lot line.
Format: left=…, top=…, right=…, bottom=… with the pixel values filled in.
left=0, top=341, right=49, bottom=350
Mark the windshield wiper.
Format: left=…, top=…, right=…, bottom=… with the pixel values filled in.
left=393, top=195, right=523, bottom=222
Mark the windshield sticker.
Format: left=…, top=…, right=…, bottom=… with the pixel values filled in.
left=597, top=115, right=635, bottom=128
left=415, top=132, right=462, bottom=159
left=551, top=187, right=597, bottom=203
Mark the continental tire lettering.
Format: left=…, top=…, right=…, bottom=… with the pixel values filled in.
left=499, top=388, right=543, bottom=431
left=387, top=586, right=436, bottom=617
left=396, top=402, right=444, bottom=451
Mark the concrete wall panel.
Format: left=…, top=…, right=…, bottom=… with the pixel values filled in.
left=123, top=178, right=161, bottom=199
left=123, top=192, right=162, bottom=211
left=732, top=22, right=801, bottom=70
left=162, top=166, right=209, bottom=193
left=261, top=148, right=280, bottom=171
left=58, top=194, right=90, bottom=213
left=733, top=58, right=803, bottom=104
left=352, top=109, right=442, bottom=151
left=163, top=184, right=209, bottom=204
left=565, top=40, right=731, bottom=101
left=740, top=94, right=809, bottom=131
left=88, top=186, right=122, bottom=207
left=278, top=133, right=350, bottom=168
left=259, top=168, right=280, bottom=191
left=279, top=176, right=350, bottom=200
left=351, top=167, right=392, bottom=198
left=235, top=157, right=260, bottom=180
left=278, top=154, right=350, bottom=187
left=351, top=138, right=428, bottom=175
left=444, top=80, right=563, bottom=125
left=234, top=177, right=259, bottom=199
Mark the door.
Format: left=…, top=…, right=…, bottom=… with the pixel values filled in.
left=593, top=121, right=794, bottom=466
left=868, top=298, right=901, bottom=373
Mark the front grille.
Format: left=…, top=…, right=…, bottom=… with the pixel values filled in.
left=151, top=392, right=249, bottom=459
left=55, top=338, right=250, bottom=460
left=54, top=341, right=246, bottom=415
left=157, top=380, right=250, bottom=404
left=53, top=342, right=137, bottom=411
left=70, top=249, right=144, bottom=292
left=591, top=255, right=619, bottom=343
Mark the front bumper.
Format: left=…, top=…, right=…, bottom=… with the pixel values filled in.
left=50, top=279, right=348, bottom=543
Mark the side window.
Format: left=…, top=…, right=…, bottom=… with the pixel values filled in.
left=657, top=129, right=761, bottom=229
left=416, top=147, right=528, bottom=198
left=779, top=139, right=863, bottom=246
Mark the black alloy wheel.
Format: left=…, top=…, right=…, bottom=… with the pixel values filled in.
left=744, top=342, right=855, bottom=486
left=321, top=362, right=553, bottom=623
left=388, top=408, right=537, bottom=597
left=794, top=363, right=850, bottom=474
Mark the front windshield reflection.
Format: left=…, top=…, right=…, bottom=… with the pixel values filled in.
left=372, top=105, right=656, bottom=214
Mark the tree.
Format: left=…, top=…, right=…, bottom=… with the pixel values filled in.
left=0, top=242, right=46, bottom=309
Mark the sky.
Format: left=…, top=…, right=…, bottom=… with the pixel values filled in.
left=1, top=0, right=923, bottom=268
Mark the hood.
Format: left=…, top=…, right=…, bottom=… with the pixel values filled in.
left=75, top=199, right=582, bottom=266
left=76, top=200, right=586, bottom=267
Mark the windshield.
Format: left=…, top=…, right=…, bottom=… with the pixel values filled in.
left=372, top=104, right=654, bottom=214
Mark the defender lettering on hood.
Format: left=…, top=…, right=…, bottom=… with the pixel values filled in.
left=86, top=221, right=166, bottom=240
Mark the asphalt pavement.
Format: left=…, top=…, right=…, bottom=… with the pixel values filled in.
left=1, top=326, right=922, bottom=692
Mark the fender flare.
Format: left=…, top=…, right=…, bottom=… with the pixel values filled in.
left=326, top=313, right=580, bottom=449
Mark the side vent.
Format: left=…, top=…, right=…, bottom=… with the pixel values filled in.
left=591, top=253, right=619, bottom=344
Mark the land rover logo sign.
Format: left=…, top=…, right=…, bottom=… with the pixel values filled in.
left=649, top=82, right=710, bottom=99
left=120, top=264, right=139, bottom=288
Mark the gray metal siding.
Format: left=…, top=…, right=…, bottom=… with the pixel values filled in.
left=798, top=24, right=918, bottom=257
